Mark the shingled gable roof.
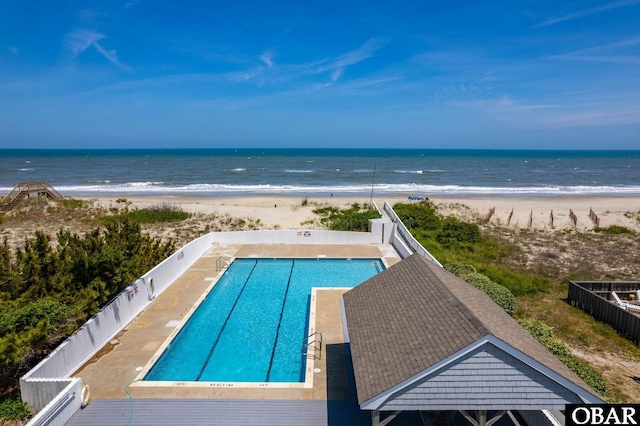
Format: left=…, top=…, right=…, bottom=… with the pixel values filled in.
left=342, top=253, right=602, bottom=408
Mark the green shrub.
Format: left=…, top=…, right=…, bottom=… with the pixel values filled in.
left=312, top=203, right=380, bottom=232
left=393, top=201, right=441, bottom=231
left=593, top=225, right=634, bottom=235
left=443, top=262, right=477, bottom=276
left=436, top=217, right=480, bottom=249
left=102, top=205, right=190, bottom=225
left=61, top=199, right=87, bottom=208
left=518, top=317, right=607, bottom=395
left=0, top=299, right=75, bottom=336
left=558, top=355, right=607, bottom=395
left=445, top=264, right=516, bottom=315
left=0, top=396, right=31, bottom=420
left=517, top=317, right=572, bottom=357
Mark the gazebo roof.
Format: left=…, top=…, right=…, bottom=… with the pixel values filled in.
left=342, top=254, right=603, bottom=411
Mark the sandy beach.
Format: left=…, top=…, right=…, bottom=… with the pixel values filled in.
left=83, top=194, right=640, bottom=233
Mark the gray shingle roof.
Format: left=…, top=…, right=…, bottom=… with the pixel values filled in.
left=342, top=254, right=599, bottom=405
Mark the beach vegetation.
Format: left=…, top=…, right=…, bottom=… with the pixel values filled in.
left=0, top=396, right=31, bottom=421
left=0, top=220, right=174, bottom=400
left=517, top=317, right=607, bottom=396
left=444, top=263, right=515, bottom=315
left=593, top=225, right=634, bottom=235
left=60, top=199, right=87, bottom=209
left=312, top=203, right=381, bottom=232
left=101, top=204, right=190, bottom=225
left=393, top=201, right=549, bottom=295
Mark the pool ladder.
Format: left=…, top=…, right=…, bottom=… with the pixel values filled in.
left=302, top=332, right=323, bottom=360
left=216, top=256, right=231, bottom=271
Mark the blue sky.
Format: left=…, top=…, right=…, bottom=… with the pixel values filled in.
left=1, top=1, right=639, bottom=149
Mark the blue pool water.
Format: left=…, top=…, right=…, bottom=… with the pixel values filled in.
left=144, top=258, right=384, bottom=383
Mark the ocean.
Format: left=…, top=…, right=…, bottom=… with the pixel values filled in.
left=1, top=149, right=639, bottom=197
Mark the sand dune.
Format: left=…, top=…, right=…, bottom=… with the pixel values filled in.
left=85, top=194, right=640, bottom=232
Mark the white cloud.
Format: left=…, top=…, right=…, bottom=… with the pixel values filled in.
left=311, top=38, right=387, bottom=75
left=65, top=29, right=105, bottom=57
left=64, top=29, right=131, bottom=72
left=537, top=0, right=640, bottom=27
left=448, top=95, right=640, bottom=129
left=260, top=50, right=274, bottom=68
left=550, top=36, right=640, bottom=65
left=330, top=68, right=344, bottom=82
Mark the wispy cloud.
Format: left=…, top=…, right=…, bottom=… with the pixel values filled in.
left=310, top=38, right=387, bottom=75
left=64, top=29, right=132, bottom=72
left=260, top=50, right=274, bottom=68
left=330, top=68, right=343, bottom=82
left=218, top=38, right=387, bottom=88
left=550, top=36, right=640, bottom=64
left=536, top=0, right=640, bottom=27
left=449, top=94, right=640, bottom=128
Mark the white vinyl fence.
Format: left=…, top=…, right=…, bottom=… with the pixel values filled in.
left=21, top=233, right=214, bottom=420
left=383, top=201, right=441, bottom=266
left=20, top=221, right=389, bottom=425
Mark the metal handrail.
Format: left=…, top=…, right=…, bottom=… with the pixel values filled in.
left=301, top=331, right=323, bottom=360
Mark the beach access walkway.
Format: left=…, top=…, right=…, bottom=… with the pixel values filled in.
left=0, top=181, right=64, bottom=211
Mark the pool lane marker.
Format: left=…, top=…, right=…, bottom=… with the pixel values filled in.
left=265, top=259, right=295, bottom=382
left=195, top=259, right=258, bottom=382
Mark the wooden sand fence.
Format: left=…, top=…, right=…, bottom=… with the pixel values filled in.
left=569, top=209, right=577, bottom=226
left=589, top=207, right=600, bottom=227
left=507, top=208, right=514, bottom=227
left=568, top=281, right=640, bottom=345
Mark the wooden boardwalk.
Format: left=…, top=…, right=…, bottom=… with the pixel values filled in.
left=0, top=181, right=64, bottom=211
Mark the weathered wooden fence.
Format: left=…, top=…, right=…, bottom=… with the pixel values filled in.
left=568, top=281, right=640, bottom=345
left=589, top=208, right=600, bottom=227
left=569, top=209, right=577, bottom=226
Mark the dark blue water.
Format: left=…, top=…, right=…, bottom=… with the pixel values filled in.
left=1, top=149, right=639, bottom=196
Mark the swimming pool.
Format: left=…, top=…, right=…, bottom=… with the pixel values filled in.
left=143, top=258, right=384, bottom=383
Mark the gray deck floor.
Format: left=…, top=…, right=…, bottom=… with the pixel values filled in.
left=65, top=398, right=372, bottom=426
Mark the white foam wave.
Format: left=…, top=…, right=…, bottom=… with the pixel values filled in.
left=123, top=181, right=165, bottom=187
left=10, top=183, right=639, bottom=196
left=284, top=169, right=313, bottom=173
left=231, top=168, right=246, bottom=172
left=394, top=170, right=423, bottom=174
left=18, top=168, right=34, bottom=171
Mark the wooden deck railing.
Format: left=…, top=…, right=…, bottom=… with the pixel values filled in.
left=0, top=182, right=64, bottom=211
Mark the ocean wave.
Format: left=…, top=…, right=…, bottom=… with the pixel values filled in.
left=394, top=170, right=423, bottom=174
left=123, top=181, right=166, bottom=187
left=7, top=183, right=639, bottom=196
left=284, top=169, right=313, bottom=173
left=18, top=168, right=34, bottom=171
left=231, top=168, right=246, bottom=172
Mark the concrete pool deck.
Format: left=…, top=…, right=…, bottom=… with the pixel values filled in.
left=73, top=244, right=401, bottom=402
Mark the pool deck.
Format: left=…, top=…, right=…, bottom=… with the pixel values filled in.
left=73, top=243, right=401, bottom=402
